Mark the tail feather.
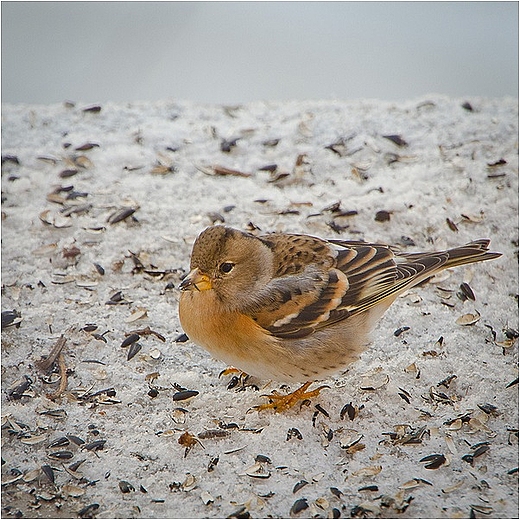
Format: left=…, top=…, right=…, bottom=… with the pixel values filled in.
left=444, top=239, right=502, bottom=268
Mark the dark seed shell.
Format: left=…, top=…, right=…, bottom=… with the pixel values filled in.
left=82, top=104, right=102, bottom=113
left=459, top=282, right=476, bottom=301
left=121, top=333, right=140, bottom=348
left=340, top=402, right=356, bottom=421
left=83, top=440, right=106, bottom=451
left=75, top=143, right=100, bottom=151
left=207, top=456, right=219, bottom=472
left=420, top=453, right=446, bottom=469
left=477, top=403, right=498, bottom=415
left=446, top=218, right=459, bottom=232
left=358, top=485, right=379, bottom=492
left=383, top=134, right=408, bottom=147
left=41, top=464, right=55, bottom=484
left=119, top=480, right=135, bottom=493
left=48, top=436, right=70, bottom=448
left=462, top=454, right=474, bottom=465
left=293, top=480, right=308, bottom=493
left=2, top=310, right=22, bottom=329
left=375, top=210, right=391, bottom=222
left=78, top=503, right=100, bottom=519
left=108, top=207, right=136, bottom=224
left=330, top=487, right=343, bottom=498
left=473, top=444, right=490, bottom=458
left=127, top=342, right=142, bottom=361
left=66, top=435, right=85, bottom=446
left=48, top=450, right=73, bottom=460
left=394, top=326, right=410, bottom=337
left=59, top=169, right=78, bottom=178
left=290, top=498, right=309, bottom=515
left=172, top=390, right=199, bottom=401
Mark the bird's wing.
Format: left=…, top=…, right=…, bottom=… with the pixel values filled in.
left=245, top=235, right=402, bottom=339
left=246, top=235, right=500, bottom=340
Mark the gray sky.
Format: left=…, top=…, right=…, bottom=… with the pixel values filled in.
left=1, top=1, right=518, bottom=104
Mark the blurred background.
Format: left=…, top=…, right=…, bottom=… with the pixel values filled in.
left=2, top=1, right=518, bottom=105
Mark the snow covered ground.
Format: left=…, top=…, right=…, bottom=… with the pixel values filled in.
left=1, top=97, right=518, bottom=518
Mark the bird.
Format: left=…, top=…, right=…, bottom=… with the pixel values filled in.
left=178, top=225, right=501, bottom=411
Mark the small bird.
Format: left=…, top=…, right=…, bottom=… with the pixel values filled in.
left=179, top=226, right=500, bottom=410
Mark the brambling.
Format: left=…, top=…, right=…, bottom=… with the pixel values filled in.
left=179, top=226, right=500, bottom=410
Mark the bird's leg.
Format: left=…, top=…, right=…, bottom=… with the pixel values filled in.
left=254, top=382, right=329, bottom=413
left=219, top=367, right=255, bottom=390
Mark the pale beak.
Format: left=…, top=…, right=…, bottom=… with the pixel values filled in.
left=179, top=268, right=213, bottom=292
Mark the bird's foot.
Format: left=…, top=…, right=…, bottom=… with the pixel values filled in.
left=253, top=382, right=329, bottom=413
left=219, top=367, right=257, bottom=391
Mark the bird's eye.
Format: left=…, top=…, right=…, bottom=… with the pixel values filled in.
left=219, top=262, right=235, bottom=274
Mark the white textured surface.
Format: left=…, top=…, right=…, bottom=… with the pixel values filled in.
left=1, top=97, right=518, bottom=518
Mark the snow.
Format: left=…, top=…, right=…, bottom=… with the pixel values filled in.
left=1, top=96, right=518, bottom=519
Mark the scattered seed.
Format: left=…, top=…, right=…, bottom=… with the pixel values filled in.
left=293, top=480, right=308, bottom=493
left=398, top=387, right=412, bottom=404
left=360, top=371, right=389, bottom=390
left=83, top=440, right=106, bottom=452
left=383, top=134, right=408, bottom=147
left=121, top=333, right=140, bottom=348
left=200, top=490, right=214, bottom=505
left=48, top=436, right=70, bottom=448
left=456, top=311, right=481, bottom=326
left=172, top=390, right=199, bottom=401
left=437, top=374, right=457, bottom=388
left=330, top=487, right=343, bottom=498
left=244, top=461, right=271, bottom=479
left=48, top=450, right=74, bottom=460
left=461, top=101, right=474, bottom=111
left=127, top=342, right=142, bottom=361
left=459, top=282, right=476, bottom=301
left=352, top=465, right=382, bottom=477
left=470, top=505, right=493, bottom=515
left=290, top=498, right=309, bottom=515
left=41, top=464, right=55, bottom=484
left=66, top=433, right=85, bottom=446
left=340, top=402, right=357, bottom=421
left=8, top=375, right=33, bottom=400
left=198, top=429, right=230, bottom=440
left=228, top=506, right=250, bottom=519
left=419, top=453, right=446, bottom=470
left=358, top=485, right=379, bottom=492
left=198, top=164, right=251, bottom=177
left=78, top=503, right=100, bottom=519
left=119, top=480, right=135, bottom=493
left=287, top=427, right=303, bottom=441
left=2, top=309, right=22, bottom=329
left=75, top=143, right=100, bottom=151
left=394, top=326, right=410, bottom=337
left=374, top=210, right=391, bottom=222
left=175, top=333, right=189, bottom=343
left=108, top=207, right=136, bottom=224
left=478, top=403, right=498, bottom=415
left=207, top=455, right=219, bottom=472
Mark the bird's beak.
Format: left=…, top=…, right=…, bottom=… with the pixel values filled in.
left=179, top=268, right=213, bottom=292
